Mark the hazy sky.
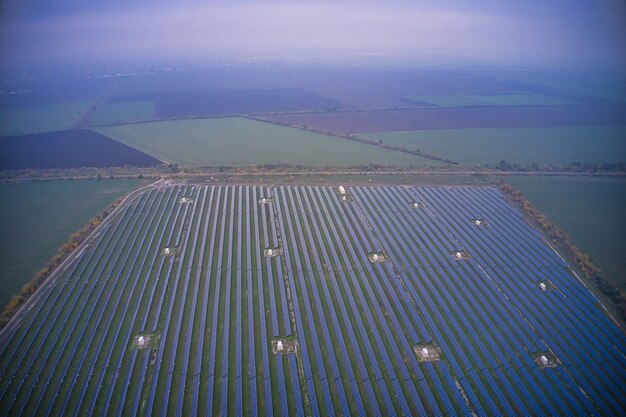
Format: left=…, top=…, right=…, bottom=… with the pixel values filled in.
left=1, top=0, right=625, bottom=71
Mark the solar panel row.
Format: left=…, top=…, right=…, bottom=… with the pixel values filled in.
left=0, top=185, right=623, bottom=416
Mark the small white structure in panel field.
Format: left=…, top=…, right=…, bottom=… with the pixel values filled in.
left=412, top=201, right=426, bottom=209
left=452, top=250, right=469, bottom=260
left=536, top=280, right=555, bottom=292
left=259, top=197, right=273, bottom=205
left=133, top=333, right=155, bottom=350
left=162, top=247, right=179, bottom=257
left=533, top=351, right=558, bottom=368
left=272, top=338, right=296, bottom=354
left=337, top=186, right=349, bottom=202
left=415, top=343, right=440, bottom=362
left=179, top=197, right=193, bottom=204
left=472, top=218, right=487, bottom=227
left=264, top=247, right=283, bottom=258
left=368, top=251, right=386, bottom=263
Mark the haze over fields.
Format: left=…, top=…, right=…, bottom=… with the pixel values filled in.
left=0, top=0, right=624, bottom=299
left=1, top=0, right=625, bottom=72
left=0, top=0, right=624, bottom=306
left=0, top=1, right=625, bottom=416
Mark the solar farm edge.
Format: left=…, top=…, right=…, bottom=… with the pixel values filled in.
left=1, top=184, right=624, bottom=416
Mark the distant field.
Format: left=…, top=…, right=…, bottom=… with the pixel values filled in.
left=359, top=126, right=626, bottom=166
left=0, top=178, right=142, bottom=309
left=112, top=89, right=347, bottom=119
left=0, top=77, right=112, bottom=108
left=0, top=101, right=91, bottom=136
left=293, top=67, right=526, bottom=108
left=467, top=70, right=626, bottom=104
left=507, top=176, right=626, bottom=292
left=0, top=130, right=161, bottom=170
left=90, top=101, right=155, bottom=126
left=107, top=67, right=526, bottom=109
left=406, top=94, right=580, bottom=107
left=94, top=117, right=433, bottom=167
left=263, top=105, right=626, bottom=133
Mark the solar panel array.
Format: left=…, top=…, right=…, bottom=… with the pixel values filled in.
left=0, top=185, right=624, bottom=416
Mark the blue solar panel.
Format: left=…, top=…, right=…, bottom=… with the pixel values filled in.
left=5, top=185, right=626, bottom=417
left=275, top=356, right=289, bottom=417
left=288, top=355, right=304, bottom=417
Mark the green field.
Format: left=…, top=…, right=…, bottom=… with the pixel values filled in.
left=94, top=117, right=434, bottom=167
left=469, top=70, right=626, bottom=104
left=91, top=101, right=155, bottom=126
left=406, top=94, right=580, bottom=107
left=360, top=126, right=626, bottom=166
left=0, top=101, right=92, bottom=136
left=507, top=176, right=626, bottom=291
left=0, top=178, right=142, bottom=309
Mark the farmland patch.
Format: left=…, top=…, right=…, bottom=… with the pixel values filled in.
left=405, top=94, right=581, bottom=107
left=286, top=67, right=527, bottom=108
left=111, top=88, right=346, bottom=118
left=262, top=105, right=626, bottom=133
left=90, top=101, right=155, bottom=126
left=107, top=66, right=527, bottom=109
left=0, top=76, right=111, bottom=108
left=0, top=130, right=161, bottom=170
left=464, top=70, right=626, bottom=104
left=94, top=117, right=433, bottom=167
left=358, top=126, right=626, bottom=166
left=0, top=178, right=142, bottom=309
left=0, top=101, right=93, bottom=136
